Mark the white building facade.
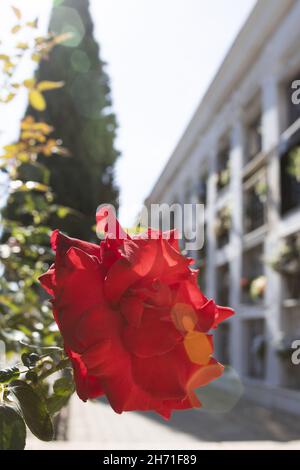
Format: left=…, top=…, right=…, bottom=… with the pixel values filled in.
left=145, top=0, right=300, bottom=415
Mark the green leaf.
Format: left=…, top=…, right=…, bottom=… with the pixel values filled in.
left=0, top=366, right=20, bottom=384
left=0, top=405, right=26, bottom=450
left=9, top=380, right=54, bottom=441
left=57, top=206, right=71, bottom=218
left=53, top=376, right=74, bottom=397
left=46, top=394, right=69, bottom=416
left=47, top=376, right=74, bottom=415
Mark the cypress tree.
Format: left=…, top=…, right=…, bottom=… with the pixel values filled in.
left=30, top=0, right=119, bottom=240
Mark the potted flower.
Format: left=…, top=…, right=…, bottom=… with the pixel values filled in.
left=241, top=275, right=266, bottom=304
left=271, top=234, right=300, bottom=275
left=216, top=162, right=231, bottom=191
left=271, top=234, right=300, bottom=300
left=214, top=205, right=232, bottom=248
left=287, top=146, right=300, bottom=183
left=249, top=275, right=267, bottom=301
left=254, top=175, right=268, bottom=204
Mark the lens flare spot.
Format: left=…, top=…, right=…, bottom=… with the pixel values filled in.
left=182, top=315, right=195, bottom=332
left=171, top=303, right=197, bottom=332
left=188, top=362, right=224, bottom=393
left=184, top=331, right=212, bottom=365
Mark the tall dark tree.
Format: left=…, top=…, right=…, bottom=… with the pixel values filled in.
left=31, top=0, right=119, bottom=240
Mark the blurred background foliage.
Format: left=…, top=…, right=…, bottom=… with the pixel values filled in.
left=5, top=0, right=119, bottom=241
left=0, top=0, right=119, bottom=449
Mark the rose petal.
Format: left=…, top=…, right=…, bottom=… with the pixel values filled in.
left=38, top=265, right=55, bottom=295
left=51, top=229, right=100, bottom=259
left=196, top=299, right=217, bottom=332
left=66, top=348, right=104, bottom=401
left=131, top=342, right=198, bottom=400
left=213, top=305, right=234, bottom=327
left=52, top=249, right=112, bottom=352
left=120, top=296, right=144, bottom=327
left=123, top=309, right=182, bottom=358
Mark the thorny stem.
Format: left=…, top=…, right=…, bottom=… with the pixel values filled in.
left=0, top=357, right=71, bottom=401
left=38, top=357, right=71, bottom=382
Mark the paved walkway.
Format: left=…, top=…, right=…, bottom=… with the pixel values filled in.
left=27, top=393, right=300, bottom=450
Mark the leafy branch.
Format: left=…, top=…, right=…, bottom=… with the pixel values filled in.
left=0, top=5, right=74, bottom=450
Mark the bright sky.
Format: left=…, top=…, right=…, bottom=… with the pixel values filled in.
left=90, top=0, right=257, bottom=225
left=0, top=0, right=257, bottom=226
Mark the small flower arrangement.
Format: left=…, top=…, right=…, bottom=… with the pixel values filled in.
left=250, top=275, right=267, bottom=300
left=287, top=146, right=300, bottom=183
left=254, top=175, right=268, bottom=203
left=241, top=275, right=266, bottom=303
left=271, top=234, right=300, bottom=276
left=216, top=163, right=231, bottom=190
left=214, top=205, right=232, bottom=247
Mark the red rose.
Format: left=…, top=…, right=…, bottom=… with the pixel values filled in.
left=39, top=207, right=233, bottom=418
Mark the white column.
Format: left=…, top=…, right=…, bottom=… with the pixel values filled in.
left=262, top=75, right=281, bottom=153
left=206, top=144, right=217, bottom=299
left=261, top=75, right=283, bottom=386
left=229, top=117, right=245, bottom=375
